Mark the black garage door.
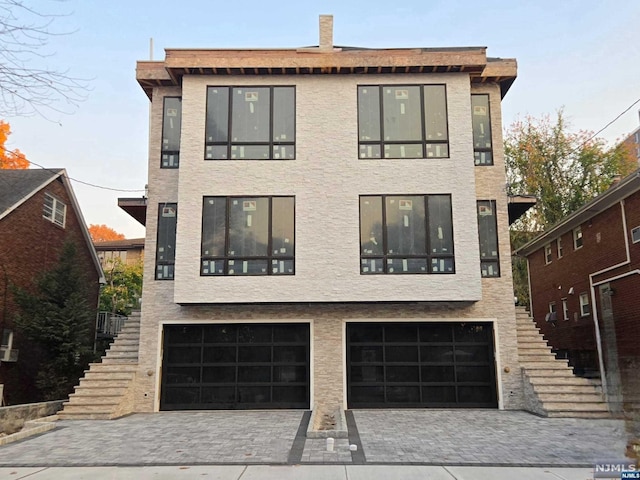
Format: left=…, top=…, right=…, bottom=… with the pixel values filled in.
left=347, top=322, right=497, bottom=408
left=161, top=323, right=309, bottom=410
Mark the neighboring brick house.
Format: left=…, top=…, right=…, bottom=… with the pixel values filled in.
left=517, top=169, right=640, bottom=411
left=116, top=16, right=534, bottom=423
left=95, top=238, right=145, bottom=268
left=0, top=169, right=104, bottom=404
left=620, top=115, right=640, bottom=167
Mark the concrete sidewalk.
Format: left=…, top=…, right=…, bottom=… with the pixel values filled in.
left=0, top=465, right=599, bottom=479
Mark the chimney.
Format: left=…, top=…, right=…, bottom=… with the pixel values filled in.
left=319, top=15, right=333, bottom=50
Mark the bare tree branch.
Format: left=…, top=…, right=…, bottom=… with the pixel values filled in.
left=0, top=0, right=89, bottom=118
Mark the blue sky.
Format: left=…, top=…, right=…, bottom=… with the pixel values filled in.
left=6, top=0, right=640, bottom=238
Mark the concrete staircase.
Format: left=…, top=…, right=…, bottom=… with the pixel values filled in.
left=516, top=307, right=610, bottom=418
left=58, top=313, right=140, bottom=420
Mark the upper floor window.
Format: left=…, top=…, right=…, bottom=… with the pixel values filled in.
left=631, top=225, right=640, bottom=244
left=579, top=292, right=590, bottom=317
left=471, top=94, right=492, bottom=165
left=546, top=302, right=557, bottom=322
left=557, top=237, right=564, bottom=258
left=477, top=200, right=499, bottom=277
left=156, top=203, right=177, bottom=280
left=161, top=97, right=181, bottom=168
left=357, top=85, right=449, bottom=159
left=43, top=192, right=66, bottom=227
left=562, top=298, right=569, bottom=321
left=205, top=86, right=295, bottom=160
left=544, top=244, right=552, bottom=264
left=360, top=194, right=454, bottom=274
left=201, top=196, right=295, bottom=276
left=573, top=226, right=583, bottom=250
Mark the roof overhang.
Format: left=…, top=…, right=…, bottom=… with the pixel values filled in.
left=508, top=195, right=537, bottom=225
left=137, top=46, right=516, bottom=100
left=118, top=197, right=147, bottom=226
left=516, top=169, right=640, bottom=257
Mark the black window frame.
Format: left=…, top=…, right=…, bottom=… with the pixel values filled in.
left=359, top=194, right=455, bottom=275
left=357, top=84, right=449, bottom=159
left=471, top=94, right=493, bottom=166
left=477, top=200, right=500, bottom=277
left=204, top=86, right=296, bottom=161
left=161, top=96, right=182, bottom=168
left=156, top=203, right=178, bottom=280
left=200, top=196, right=295, bottom=276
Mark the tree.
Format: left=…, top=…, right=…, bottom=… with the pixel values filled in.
left=0, top=0, right=87, bottom=117
left=89, top=224, right=125, bottom=243
left=0, top=120, right=28, bottom=168
left=505, top=110, right=637, bottom=306
left=12, top=242, right=96, bottom=400
left=99, top=257, right=143, bottom=316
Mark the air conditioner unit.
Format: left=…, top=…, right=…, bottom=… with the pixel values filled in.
left=0, top=348, right=18, bottom=362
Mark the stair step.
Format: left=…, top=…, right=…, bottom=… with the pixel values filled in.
left=537, top=392, right=605, bottom=402
left=524, top=375, right=601, bottom=386
left=518, top=354, right=566, bottom=363
left=534, top=384, right=602, bottom=394
left=67, top=395, right=121, bottom=406
left=86, top=363, right=137, bottom=372
left=79, top=379, right=132, bottom=389
left=101, top=357, right=138, bottom=365
left=58, top=412, right=114, bottom=420
left=545, top=411, right=612, bottom=419
left=72, top=386, right=128, bottom=396
left=61, top=404, right=118, bottom=414
left=107, top=346, right=139, bottom=353
left=83, top=371, right=134, bottom=381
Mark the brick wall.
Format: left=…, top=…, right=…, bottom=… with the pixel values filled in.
left=0, top=179, right=100, bottom=404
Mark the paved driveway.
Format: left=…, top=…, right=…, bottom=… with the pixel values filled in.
left=0, top=410, right=629, bottom=467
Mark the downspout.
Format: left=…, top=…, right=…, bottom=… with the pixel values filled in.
left=588, top=199, right=638, bottom=403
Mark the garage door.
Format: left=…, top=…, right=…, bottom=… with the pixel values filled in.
left=161, top=323, right=309, bottom=410
left=347, top=322, right=497, bottom=408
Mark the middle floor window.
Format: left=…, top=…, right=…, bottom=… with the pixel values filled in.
left=201, top=196, right=295, bottom=276
left=358, top=85, right=449, bottom=159
left=360, top=194, right=454, bottom=274
left=205, top=86, right=295, bottom=160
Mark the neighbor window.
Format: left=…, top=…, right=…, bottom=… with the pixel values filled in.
left=205, top=86, right=295, bottom=160
left=631, top=226, right=640, bottom=244
left=357, top=85, right=449, bottom=159
left=546, top=302, right=557, bottom=322
left=43, top=193, right=66, bottom=227
left=471, top=94, right=492, bottom=165
left=1, top=329, right=13, bottom=349
left=156, top=203, right=177, bottom=280
left=161, top=97, right=181, bottom=168
left=477, top=200, right=499, bottom=277
left=562, top=298, right=569, bottom=321
left=359, top=194, right=454, bottom=274
left=544, top=244, right=552, bottom=264
left=201, top=196, right=295, bottom=275
left=579, top=292, right=590, bottom=316
left=557, top=237, right=564, bottom=258
left=573, top=226, right=583, bottom=249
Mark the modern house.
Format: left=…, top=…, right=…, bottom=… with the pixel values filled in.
left=0, top=168, right=104, bottom=404
left=517, top=169, right=640, bottom=412
left=61, top=16, right=610, bottom=422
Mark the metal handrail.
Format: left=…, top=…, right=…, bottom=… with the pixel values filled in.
left=96, top=312, right=128, bottom=337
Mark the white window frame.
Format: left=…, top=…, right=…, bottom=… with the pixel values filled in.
left=561, top=298, right=569, bottom=321
left=573, top=226, right=583, bottom=250
left=631, top=226, right=640, bottom=244
left=557, top=237, right=563, bottom=258
left=579, top=292, right=590, bottom=317
left=1, top=329, right=13, bottom=349
left=544, top=243, right=552, bottom=264
left=43, top=192, right=66, bottom=228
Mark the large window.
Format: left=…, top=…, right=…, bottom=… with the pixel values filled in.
left=43, top=192, right=66, bottom=227
left=201, top=196, right=295, bottom=276
left=477, top=200, right=500, bottom=277
left=471, top=94, right=492, bottom=165
left=205, top=86, right=295, bottom=160
left=358, top=85, right=449, bottom=159
left=161, top=97, right=182, bottom=168
left=156, top=203, right=177, bottom=280
left=360, top=195, right=454, bottom=274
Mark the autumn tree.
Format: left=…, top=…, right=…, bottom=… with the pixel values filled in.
left=0, top=120, right=28, bottom=169
left=99, top=257, right=143, bottom=317
left=505, top=110, right=637, bottom=306
left=89, top=224, right=125, bottom=243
